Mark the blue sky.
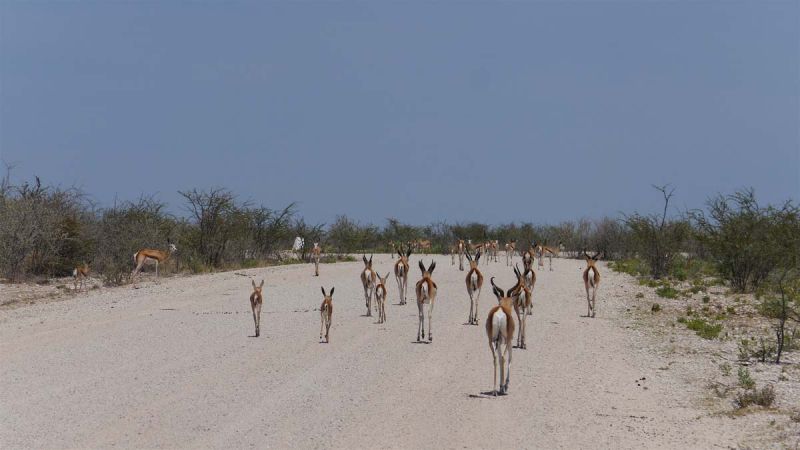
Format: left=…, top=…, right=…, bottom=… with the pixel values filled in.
left=1, top=1, right=797, bottom=225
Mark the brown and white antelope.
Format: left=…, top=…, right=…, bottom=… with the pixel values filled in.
left=131, top=243, right=177, bottom=283
left=505, top=240, right=516, bottom=266
left=415, top=260, right=437, bottom=342
left=465, top=249, right=484, bottom=325
left=583, top=250, right=602, bottom=318
left=541, top=241, right=564, bottom=271
left=451, top=239, right=466, bottom=271
left=374, top=272, right=390, bottom=324
left=312, top=242, right=321, bottom=276
left=249, top=279, right=264, bottom=337
left=73, top=262, right=90, bottom=292
left=491, top=240, right=500, bottom=263
left=416, top=239, right=432, bottom=254
left=486, top=278, right=515, bottom=395
left=394, top=247, right=412, bottom=305
left=360, top=255, right=377, bottom=316
left=510, top=265, right=532, bottom=349
left=319, top=287, right=334, bottom=343
left=520, top=249, right=536, bottom=315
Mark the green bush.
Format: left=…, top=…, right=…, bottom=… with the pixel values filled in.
left=685, top=318, right=723, bottom=339
left=737, top=367, right=755, bottom=390
left=656, top=286, right=680, bottom=299
left=734, top=385, right=775, bottom=409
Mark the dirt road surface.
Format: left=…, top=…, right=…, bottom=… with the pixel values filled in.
left=1, top=254, right=745, bottom=449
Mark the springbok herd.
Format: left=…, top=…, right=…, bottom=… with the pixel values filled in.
left=74, top=239, right=602, bottom=396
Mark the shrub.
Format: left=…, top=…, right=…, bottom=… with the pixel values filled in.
left=685, top=318, right=722, bottom=339
left=734, top=385, right=775, bottom=409
left=737, top=367, right=755, bottom=390
left=656, top=286, right=680, bottom=299
left=651, top=303, right=661, bottom=313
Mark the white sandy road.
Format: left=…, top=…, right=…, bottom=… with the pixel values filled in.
left=1, top=254, right=745, bottom=449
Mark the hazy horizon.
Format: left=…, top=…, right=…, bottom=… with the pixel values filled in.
left=2, top=1, right=798, bottom=225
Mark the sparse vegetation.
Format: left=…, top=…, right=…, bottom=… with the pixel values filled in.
left=656, top=285, right=680, bottom=299
left=737, top=367, right=755, bottom=390
left=685, top=317, right=722, bottom=339
left=734, top=385, right=775, bottom=409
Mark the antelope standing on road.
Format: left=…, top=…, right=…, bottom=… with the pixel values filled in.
left=131, top=243, right=177, bottom=284
left=521, top=249, right=536, bottom=315
left=486, top=278, right=515, bottom=395
left=464, top=249, right=484, bottom=325
left=505, top=240, right=516, bottom=266
left=510, top=265, right=532, bottom=349
left=583, top=251, right=602, bottom=318
left=374, top=272, right=390, bottom=324
left=319, top=287, right=334, bottom=343
left=451, top=239, right=466, bottom=271
left=312, top=242, right=321, bottom=276
left=394, top=247, right=411, bottom=305
left=541, top=241, right=564, bottom=271
left=415, top=260, right=437, bottom=342
left=249, top=279, right=264, bottom=337
left=73, top=262, right=90, bottom=292
left=360, top=255, right=377, bottom=316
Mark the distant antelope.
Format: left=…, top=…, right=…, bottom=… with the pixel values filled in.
left=73, top=262, right=90, bottom=292
left=415, top=260, right=437, bottom=342
left=394, top=247, right=412, bottom=305
left=416, top=239, right=432, bottom=254
left=521, top=249, right=536, bottom=315
left=374, top=272, right=390, bottom=323
left=486, top=278, right=515, bottom=395
left=510, top=265, right=532, bottom=349
left=319, top=287, right=334, bottom=343
left=541, top=241, right=564, bottom=271
left=131, top=243, right=177, bottom=283
left=505, top=240, right=516, bottom=266
left=390, top=241, right=397, bottom=259
left=464, top=249, right=484, bottom=325
left=312, top=242, right=321, bottom=276
left=360, top=255, right=377, bottom=316
left=583, top=250, right=602, bottom=318
left=451, top=239, right=466, bottom=271
left=491, top=240, right=500, bottom=263
left=249, top=279, right=264, bottom=337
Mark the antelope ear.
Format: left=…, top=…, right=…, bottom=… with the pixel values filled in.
left=321, top=286, right=326, bottom=296
left=363, top=255, right=368, bottom=264
left=428, top=261, right=436, bottom=274
left=252, top=280, right=257, bottom=289
left=419, top=260, right=425, bottom=273
left=259, top=280, right=264, bottom=288
left=330, top=287, right=334, bottom=296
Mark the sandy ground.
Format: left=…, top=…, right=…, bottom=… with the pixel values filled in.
left=0, top=254, right=767, bottom=449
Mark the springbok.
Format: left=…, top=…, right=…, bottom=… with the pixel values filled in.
left=486, top=278, right=515, bottom=395
left=541, top=241, right=564, bottom=271
left=394, top=247, right=412, bottom=305
left=73, top=262, right=90, bottom=292
left=465, top=249, right=484, bottom=325
left=505, top=240, right=516, bottom=266
left=451, top=239, right=466, bottom=271
left=415, top=260, right=437, bottom=342
left=360, top=255, right=377, bottom=316
left=583, top=250, right=602, bottom=318
left=319, top=287, right=334, bottom=343
left=131, top=243, right=177, bottom=283
left=249, top=279, right=264, bottom=337
left=312, top=242, right=321, bottom=276
left=521, top=249, right=537, bottom=315
left=416, top=239, right=432, bottom=254
left=374, top=272, right=390, bottom=324
left=510, top=265, right=532, bottom=349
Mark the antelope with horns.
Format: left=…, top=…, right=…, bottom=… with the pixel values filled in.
left=464, top=249, right=484, bottom=325
left=451, top=239, right=466, bottom=271
left=583, top=250, right=602, bottom=318
left=541, top=241, right=564, bottom=271
left=510, top=265, right=532, bottom=349
left=505, top=240, right=516, bottom=266
left=249, top=279, right=264, bottom=337
left=486, top=278, right=515, bottom=395
left=360, top=255, right=377, bottom=317
left=374, top=272, right=390, bottom=324
left=312, top=242, right=322, bottom=276
left=73, top=262, right=90, bottom=292
left=319, top=287, right=334, bottom=343
left=394, top=247, right=412, bottom=305
left=521, top=248, right=537, bottom=315
left=415, top=260, right=437, bottom=342
left=131, top=243, right=177, bottom=284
